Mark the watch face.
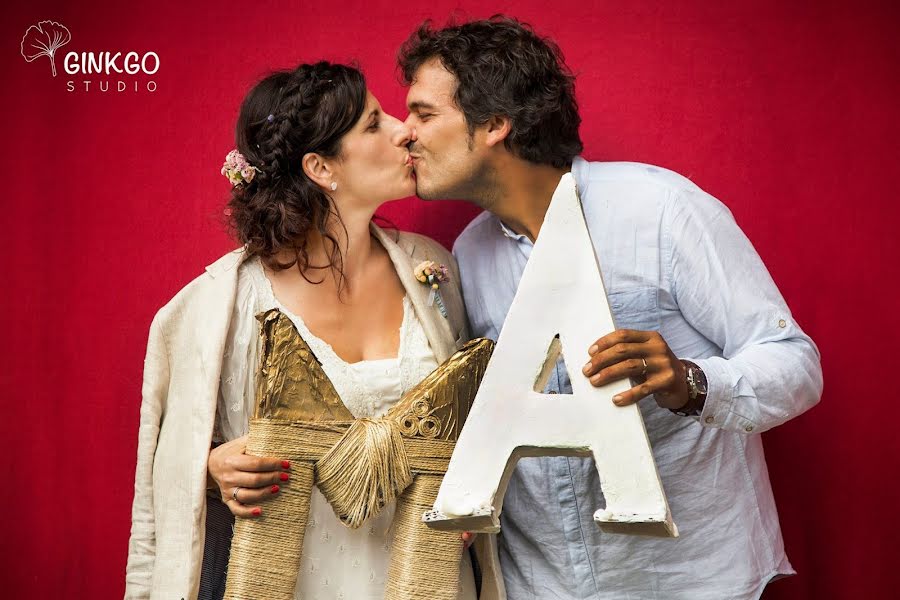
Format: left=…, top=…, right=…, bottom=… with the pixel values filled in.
left=676, top=363, right=706, bottom=417
left=687, top=365, right=707, bottom=397
left=687, top=368, right=698, bottom=399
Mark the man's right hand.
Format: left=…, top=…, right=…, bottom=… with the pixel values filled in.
left=207, top=434, right=290, bottom=518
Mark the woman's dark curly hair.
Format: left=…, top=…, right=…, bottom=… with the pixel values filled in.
left=225, top=61, right=367, bottom=283
left=398, top=16, right=583, bottom=169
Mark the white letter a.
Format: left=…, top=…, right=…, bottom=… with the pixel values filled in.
left=426, top=174, right=677, bottom=537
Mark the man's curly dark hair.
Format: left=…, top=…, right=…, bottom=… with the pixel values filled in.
left=398, top=15, right=583, bottom=169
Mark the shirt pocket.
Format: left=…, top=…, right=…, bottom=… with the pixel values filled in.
left=608, top=287, right=660, bottom=332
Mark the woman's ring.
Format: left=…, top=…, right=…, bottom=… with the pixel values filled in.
left=232, top=486, right=242, bottom=502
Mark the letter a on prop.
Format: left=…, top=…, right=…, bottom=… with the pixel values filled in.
left=424, top=173, right=677, bottom=537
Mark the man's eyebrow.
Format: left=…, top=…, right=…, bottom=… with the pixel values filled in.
left=407, top=101, right=436, bottom=111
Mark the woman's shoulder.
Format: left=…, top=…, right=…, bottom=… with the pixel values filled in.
left=152, top=247, right=247, bottom=328
left=393, top=230, right=453, bottom=263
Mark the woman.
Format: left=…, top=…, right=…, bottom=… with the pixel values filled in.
left=124, top=62, right=503, bottom=600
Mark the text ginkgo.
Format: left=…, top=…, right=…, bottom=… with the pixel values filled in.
left=63, top=51, right=160, bottom=76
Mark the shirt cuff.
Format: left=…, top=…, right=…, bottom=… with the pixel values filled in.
left=691, top=356, right=758, bottom=433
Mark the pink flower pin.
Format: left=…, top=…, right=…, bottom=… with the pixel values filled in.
left=221, top=149, right=260, bottom=187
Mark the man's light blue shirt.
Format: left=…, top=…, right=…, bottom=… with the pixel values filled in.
left=452, top=157, right=823, bottom=600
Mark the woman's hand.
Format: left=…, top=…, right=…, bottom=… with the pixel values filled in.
left=209, top=437, right=481, bottom=544
left=462, top=531, right=476, bottom=549
left=207, top=434, right=290, bottom=518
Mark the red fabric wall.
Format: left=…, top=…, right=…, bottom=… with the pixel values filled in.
left=3, top=1, right=897, bottom=598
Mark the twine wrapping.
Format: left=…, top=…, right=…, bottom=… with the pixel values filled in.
left=222, top=309, right=493, bottom=600
left=224, top=444, right=313, bottom=600
left=387, top=474, right=463, bottom=600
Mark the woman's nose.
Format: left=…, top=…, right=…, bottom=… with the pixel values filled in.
left=389, top=116, right=413, bottom=147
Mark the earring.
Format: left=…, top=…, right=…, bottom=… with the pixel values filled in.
left=330, top=181, right=337, bottom=191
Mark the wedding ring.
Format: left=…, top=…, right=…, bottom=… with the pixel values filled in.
left=232, top=486, right=242, bottom=502
left=640, top=358, right=648, bottom=377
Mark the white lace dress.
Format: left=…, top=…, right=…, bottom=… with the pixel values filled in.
left=215, top=256, right=477, bottom=600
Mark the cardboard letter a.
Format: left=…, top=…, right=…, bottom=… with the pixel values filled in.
left=424, top=174, right=677, bottom=538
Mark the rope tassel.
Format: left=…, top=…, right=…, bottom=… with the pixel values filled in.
left=316, top=418, right=413, bottom=528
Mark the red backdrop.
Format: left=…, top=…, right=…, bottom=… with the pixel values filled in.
left=2, top=1, right=897, bottom=598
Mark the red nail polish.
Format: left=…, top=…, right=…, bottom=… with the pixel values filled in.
left=252, top=508, right=262, bottom=516
left=280, top=472, right=289, bottom=481
left=281, top=460, right=291, bottom=469
left=271, top=485, right=280, bottom=494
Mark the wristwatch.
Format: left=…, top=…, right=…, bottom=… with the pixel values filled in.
left=671, top=360, right=707, bottom=417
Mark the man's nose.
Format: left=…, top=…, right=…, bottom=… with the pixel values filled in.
left=402, top=114, right=418, bottom=144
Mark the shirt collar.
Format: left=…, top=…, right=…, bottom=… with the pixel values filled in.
left=498, top=219, right=531, bottom=243
left=571, top=155, right=589, bottom=198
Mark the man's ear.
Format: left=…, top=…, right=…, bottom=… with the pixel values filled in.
left=301, top=152, right=335, bottom=190
left=484, top=115, right=512, bottom=148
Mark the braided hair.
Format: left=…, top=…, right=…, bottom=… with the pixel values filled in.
left=226, top=61, right=367, bottom=284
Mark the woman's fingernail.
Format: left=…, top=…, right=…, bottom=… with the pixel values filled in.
left=252, top=508, right=262, bottom=516
left=613, top=395, right=623, bottom=405
left=582, top=362, right=592, bottom=374
left=280, top=472, right=289, bottom=481
left=589, top=345, right=598, bottom=355
left=281, top=460, right=290, bottom=469
left=271, top=485, right=280, bottom=494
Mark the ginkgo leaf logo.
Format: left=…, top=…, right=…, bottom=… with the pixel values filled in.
left=21, top=20, right=71, bottom=77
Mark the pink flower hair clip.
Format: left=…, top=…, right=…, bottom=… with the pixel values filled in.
left=414, top=260, right=450, bottom=318
left=221, top=149, right=260, bottom=187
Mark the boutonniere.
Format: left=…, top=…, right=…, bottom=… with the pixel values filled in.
left=414, top=260, right=450, bottom=318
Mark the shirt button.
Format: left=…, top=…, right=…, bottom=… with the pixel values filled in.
left=745, top=425, right=754, bottom=432
left=704, top=416, right=714, bottom=424
left=778, top=319, right=787, bottom=328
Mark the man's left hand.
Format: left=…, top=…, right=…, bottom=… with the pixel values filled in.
left=582, top=329, right=689, bottom=409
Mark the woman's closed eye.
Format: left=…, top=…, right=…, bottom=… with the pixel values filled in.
left=366, top=108, right=381, bottom=132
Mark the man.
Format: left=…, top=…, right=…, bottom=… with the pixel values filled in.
left=397, top=16, right=823, bottom=600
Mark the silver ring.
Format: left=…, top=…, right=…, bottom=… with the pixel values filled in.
left=640, top=358, right=648, bottom=377
left=232, top=486, right=241, bottom=502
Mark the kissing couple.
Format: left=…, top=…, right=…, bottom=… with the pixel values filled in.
left=126, top=15, right=822, bottom=600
